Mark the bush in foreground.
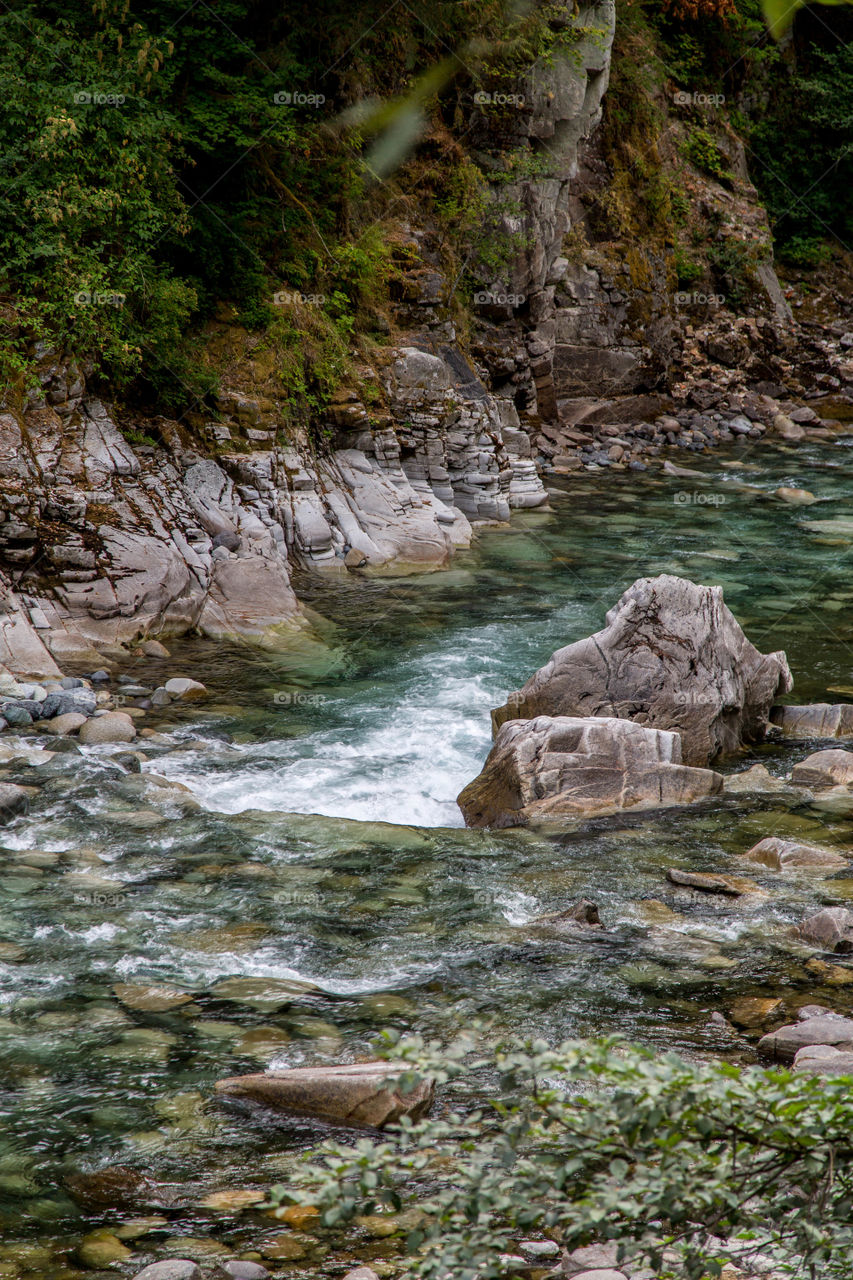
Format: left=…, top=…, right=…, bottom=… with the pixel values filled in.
left=273, top=1035, right=853, bottom=1280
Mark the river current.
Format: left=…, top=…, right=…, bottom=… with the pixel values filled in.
left=3, top=439, right=853, bottom=1273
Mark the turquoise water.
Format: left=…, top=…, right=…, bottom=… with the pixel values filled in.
left=3, top=439, right=853, bottom=1274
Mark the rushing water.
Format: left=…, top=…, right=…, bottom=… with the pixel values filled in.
left=4, top=438, right=853, bottom=1274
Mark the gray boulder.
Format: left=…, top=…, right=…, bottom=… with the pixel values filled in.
left=794, top=1044, right=853, bottom=1076
left=222, top=1264, right=270, bottom=1280
left=758, top=1012, right=853, bottom=1063
left=491, top=575, right=792, bottom=766
left=457, top=715, right=722, bottom=828
left=215, top=1061, right=434, bottom=1129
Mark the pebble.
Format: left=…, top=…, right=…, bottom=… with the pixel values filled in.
left=223, top=1264, right=271, bottom=1280
left=164, top=677, right=208, bottom=701
left=132, top=1264, right=202, bottom=1280
left=41, top=712, right=87, bottom=736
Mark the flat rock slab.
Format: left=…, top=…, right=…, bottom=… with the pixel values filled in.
left=666, top=868, right=757, bottom=896
left=214, top=1061, right=434, bottom=1129
left=791, top=748, right=853, bottom=788
left=491, top=574, right=791, bottom=766
left=458, top=715, right=722, bottom=828
left=771, top=703, right=853, bottom=739
left=743, top=836, right=848, bottom=870
left=758, top=1014, right=853, bottom=1062
left=794, top=1044, right=853, bottom=1075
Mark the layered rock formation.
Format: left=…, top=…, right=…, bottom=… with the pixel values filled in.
left=457, top=714, right=722, bottom=827
left=492, top=575, right=792, bottom=766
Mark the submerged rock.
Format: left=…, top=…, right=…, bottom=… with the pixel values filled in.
left=666, top=868, right=757, bottom=896
left=214, top=1061, right=434, bottom=1129
left=530, top=899, right=603, bottom=930
left=491, top=575, right=792, bottom=766
left=0, top=782, right=32, bottom=819
left=458, top=715, right=722, bottom=828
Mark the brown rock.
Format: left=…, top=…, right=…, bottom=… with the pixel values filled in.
left=666, top=868, right=758, bottom=896
left=114, top=982, right=194, bottom=1013
left=728, top=997, right=784, bottom=1029
left=41, top=711, right=88, bottom=736
left=791, top=748, right=853, bottom=788
left=214, top=1061, right=434, bottom=1129
left=78, top=711, right=136, bottom=745
left=743, top=836, right=848, bottom=870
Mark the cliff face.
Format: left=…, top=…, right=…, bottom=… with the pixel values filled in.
left=0, top=0, right=847, bottom=676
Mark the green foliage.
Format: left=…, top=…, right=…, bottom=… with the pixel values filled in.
left=777, top=235, right=834, bottom=268
left=673, top=245, right=704, bottom=286
left=276, top=1036, right=853, bottom=1280
left=681, top=128, right=734, bottom=185
left=750, top=36, right=853, bottom=258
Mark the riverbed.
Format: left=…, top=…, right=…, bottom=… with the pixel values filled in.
left=3, top=439, right=853, bottom=1275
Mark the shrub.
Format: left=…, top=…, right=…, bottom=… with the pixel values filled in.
left=275, top=1036, right=853, bottom=1280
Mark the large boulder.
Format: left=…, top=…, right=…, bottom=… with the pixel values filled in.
left=491, top=575, right=792, bottom=766
left=214, top=1061, right=434, bottom=1129
left=457, top=715, right=723, bottom=828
